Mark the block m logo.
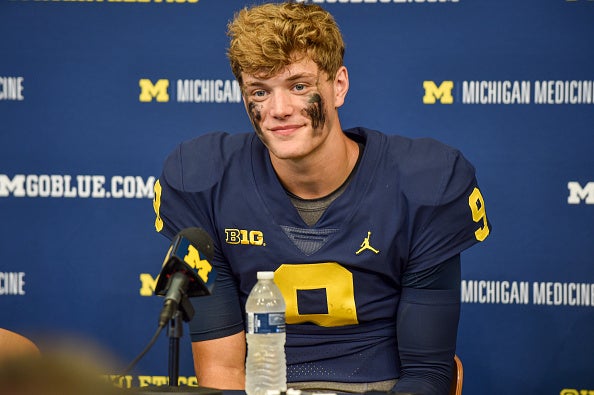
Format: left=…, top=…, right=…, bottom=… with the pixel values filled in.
left=139, top=79, right=170, bottom=102
left=423, top=81, right=454, bottom=104
left=567, top=181, right=594, bottom=204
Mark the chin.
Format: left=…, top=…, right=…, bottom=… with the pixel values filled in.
left=269, top=146, right=311, bottom=161
left=270, top=151, right=305, bottom=161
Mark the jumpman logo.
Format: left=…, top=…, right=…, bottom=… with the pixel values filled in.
left=356, top=231, right=380, bottom=255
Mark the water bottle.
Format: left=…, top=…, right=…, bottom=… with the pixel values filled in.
left=245, top=271, right=287, bottom=395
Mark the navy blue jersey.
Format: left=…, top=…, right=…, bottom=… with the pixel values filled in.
left=153, top=127, right=490, bottom=383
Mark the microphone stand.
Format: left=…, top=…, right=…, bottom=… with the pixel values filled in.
left=168, top=294, right=195, bottom=388
left=132, top=293, right=222, bottom=395
left=168, top=311, right=183, bottom=387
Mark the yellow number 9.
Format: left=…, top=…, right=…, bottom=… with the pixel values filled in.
left=153, top=179, right=163, bottom=232
left=468, top=187, right=490, bottom=241
left=275, top=263, right=358, bottom=327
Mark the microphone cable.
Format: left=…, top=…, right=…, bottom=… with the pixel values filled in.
left=113, top=322, right=166, bottom=382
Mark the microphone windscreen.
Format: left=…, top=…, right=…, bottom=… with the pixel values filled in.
left=154, top=227, right=217, bottom=297
left=178, top=227, right=214, bottom=261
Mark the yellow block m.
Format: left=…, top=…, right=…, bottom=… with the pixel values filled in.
left=423, top=81, right=454, bottom=104
left=139, top=79, right=170, bottom=102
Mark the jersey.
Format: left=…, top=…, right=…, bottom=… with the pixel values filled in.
left=153, top=127, right=491, bottom=384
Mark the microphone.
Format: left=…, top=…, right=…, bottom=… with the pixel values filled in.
left=155, top=227, right=217, bottom=327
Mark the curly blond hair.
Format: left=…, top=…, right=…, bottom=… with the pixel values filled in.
left=227, top=2, right=345, bottom=85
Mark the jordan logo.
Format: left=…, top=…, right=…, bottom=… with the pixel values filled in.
left=356, top=231, right=380, bottom=255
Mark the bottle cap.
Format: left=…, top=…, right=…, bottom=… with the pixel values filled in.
left=257, top=271, right=274, bottom=280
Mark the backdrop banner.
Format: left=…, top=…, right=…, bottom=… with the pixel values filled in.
left=1, top=1, right=593, bottom=394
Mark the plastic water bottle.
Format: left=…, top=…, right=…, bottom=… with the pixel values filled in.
left=245, top=271, right=287, bottom=395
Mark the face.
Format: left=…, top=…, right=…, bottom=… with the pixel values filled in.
left=241, top=57, right=348, bottom=161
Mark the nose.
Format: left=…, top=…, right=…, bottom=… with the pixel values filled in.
left=269, top=90, right=294, bottom=119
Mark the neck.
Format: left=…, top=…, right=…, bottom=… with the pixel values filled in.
left=271, top=130, right=359, bottom=200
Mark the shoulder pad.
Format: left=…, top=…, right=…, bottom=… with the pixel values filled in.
left=395, top=137, right=476, bottom=206
left=161, top=132, right=252, bottom=192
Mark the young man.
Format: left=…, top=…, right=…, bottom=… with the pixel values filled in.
left=153, top=3, right=491, bottom=394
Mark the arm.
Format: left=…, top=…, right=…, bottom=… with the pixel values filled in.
left=0, top=328, right=40, bottom=361
left=392, top=254, right=461, bottom=395
left=392, top=141, right=489, bottom=393
left=192, top=331, right=246, bottom=390
left=154, top=136, right=248, bottom=389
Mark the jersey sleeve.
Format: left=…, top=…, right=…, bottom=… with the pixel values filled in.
left=153, top=133, right=245, bottom=341
left=394, top=286, right=460, bottom=395
left=154, top=134, right=222, bottom=239
left=402, top=138, right=491, bottom=273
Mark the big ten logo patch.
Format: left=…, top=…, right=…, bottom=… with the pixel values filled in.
left=224, top=229, right=265, bottom=246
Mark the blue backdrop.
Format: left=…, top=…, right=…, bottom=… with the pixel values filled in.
left=1, top=1, right=593, bottom=394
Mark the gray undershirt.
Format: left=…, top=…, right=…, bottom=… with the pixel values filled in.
left=287, top=181, right=349, bottom=227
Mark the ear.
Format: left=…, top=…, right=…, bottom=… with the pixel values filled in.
left=333, top=66, right=349, bottom=108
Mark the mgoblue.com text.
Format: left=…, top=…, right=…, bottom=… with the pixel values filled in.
left=0, top=174, right=155, bottom=199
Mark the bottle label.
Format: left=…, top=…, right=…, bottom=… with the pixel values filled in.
left=246, top=312, right=286, bottom=334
